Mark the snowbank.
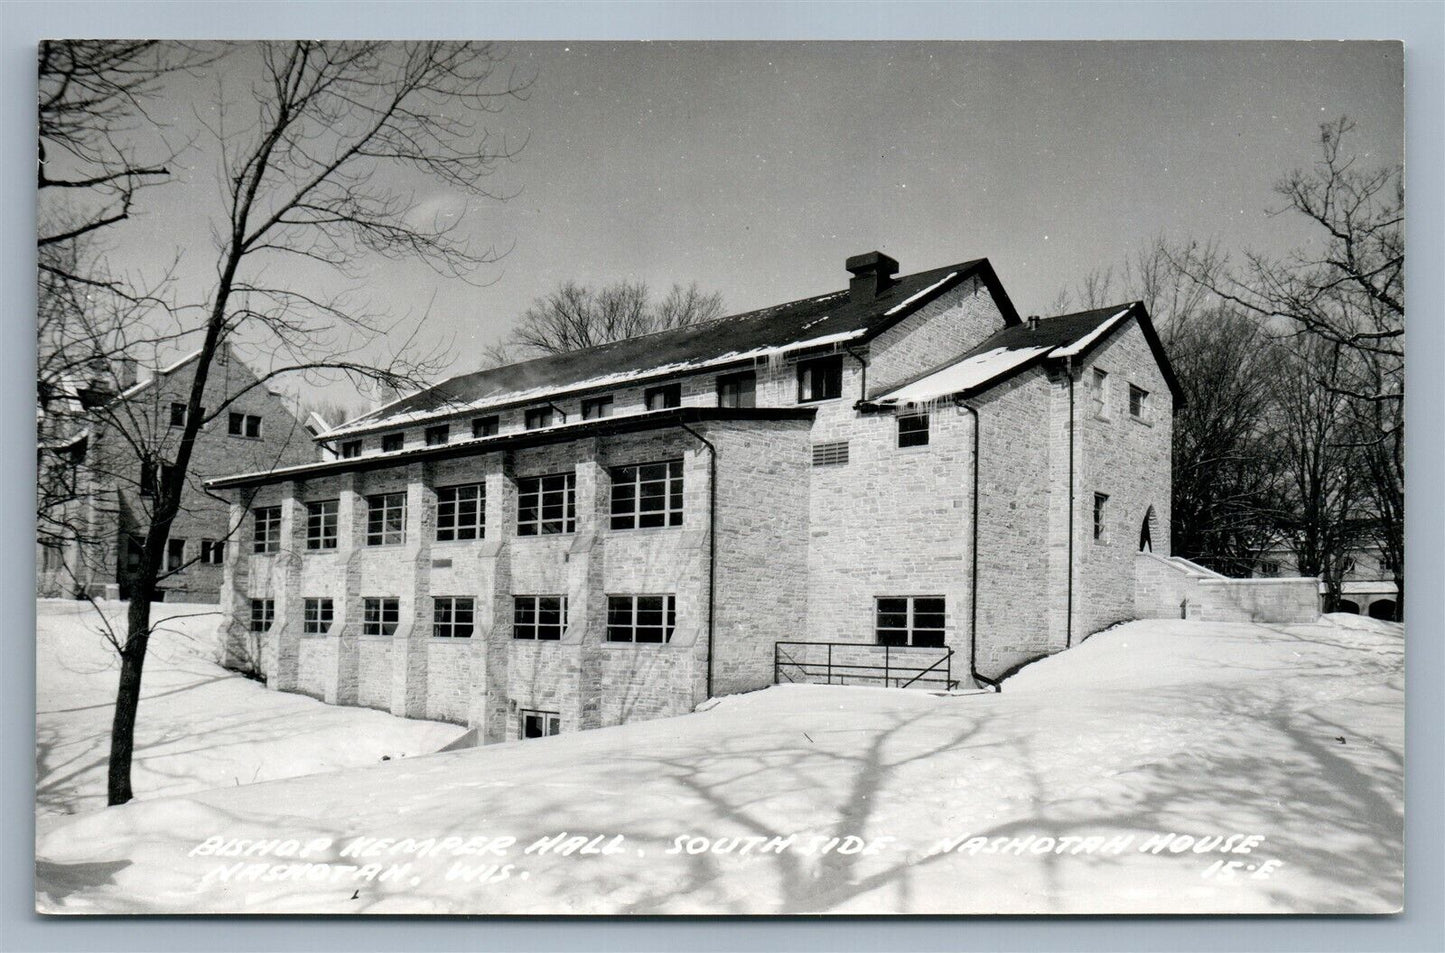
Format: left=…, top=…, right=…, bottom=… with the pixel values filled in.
left=36, top=615, right=1402, bottom=915
left=36, top=600, right=465, bottom=818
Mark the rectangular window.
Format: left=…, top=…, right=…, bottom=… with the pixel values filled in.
left=1094, top=493, right=1109, bottom=542
left=609, top=459, right=684, bottom=530
left=644, top=383, right=682, bottom=410
left=169, top=402, right=186, bottom=428
left=517, top=473, right=576, bottom=536
left=166, top=538, right=185, bottom=572
left=229, top=412, right=262, bottom=438
left=435, top=483, right=485, bottom=541
left=124, top=535, right=144, bottom=572
left=381, top=432, right=404, bottom=452
left=812, top=441, right=850, bottom=466
left=139, top=461, right=158, bottom=496
left=199, top=539, right=225, bottom=565
left=252, top=506, right=281, bottom=553
left=897, top=413, right=929, bottom=448
left=606, top=594, right=677, bottom=643
left=1129, top=385, right=1148, bottom=419
left=432, top=596, right=475, bottom=638
left=340, top=439, right=362, bottom=459
left=472, top=416, right=499, bottom=438
left=797, top=355, right=843, bottom=402
left=249, top=598, right=275, bottom=633
left=582, top=395, right=614, bottom=420
left=303, top=597, right=334, bottom=634
left=366, top=492, right=407, bottom=546
left=716, top=371, right=756, bottom=409
left=362, top=597, right=400, bottom=636
left=425, top=424, right=450, bottom=446
left=520, top=710, right=561, bottom=739
left=525, top=407, right=554, bottom=430
left=875, top=596, right=946, bottom=648
left=513, top=595, right=567, bottom=641
left=1093, top=368, right=1109, bottom=417
left=306, top=499, right=339, bottom=550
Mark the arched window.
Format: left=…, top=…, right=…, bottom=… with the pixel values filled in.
left=1337, top=600, right=1360, bottom=615
left=1139, top=506, right=1156, bottom=553
left=1367, top=599, right=1398, bottom=621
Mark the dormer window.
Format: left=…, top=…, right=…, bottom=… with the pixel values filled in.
left=525, top=407, right=554, bottom=430
left=582, top=396, right=614, bottom=420
left=644, top=383, right=681, bottom=411
left=797, top=355, right=843, bottom=403
left=717, top=371, right=756, bottom=409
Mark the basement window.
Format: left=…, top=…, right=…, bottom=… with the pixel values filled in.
left=897, top=413, right=929, bottom=448
left=363, top=597, right=399, bottom=636
left=435, top=483, right=484, bottom=541
left=607, top=594, right=677, bottom=643
left=645, top=383, right=682, bottom=410
left=520, top=710, right=561, bottom=739
left=1093, top=493, right=1109, bottom=543
left=306, top=500, right=338, bottom=550
left=875, top=596, right=946, bottom=648
left=609, top=460, right=683, bottom=530
left=716, top=371, right=756, bottom=409
left=366, top=492, right=407, bottom=546
left=796, top=355, right=843, bottom=402
left=517, top=473, right=576, bottom=536
left=252, top=506, right=281, bottom=553
left=425, top=424, right=450, bottom=446
left=432, top=596, right=474, bottom=638
left=303, top=597, right=333, bottom=634
left=249, top=598, right=275, bottom=633
left=812, top=441, right=849, bottom=466
left=472, top=416, right=499, bottom=438
left=513, top=595, right=567, bottom=641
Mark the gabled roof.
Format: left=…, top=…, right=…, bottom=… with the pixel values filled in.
left=327, top=257, right=1018, bottom=437
left=871, top=302, right=1184, bottom=407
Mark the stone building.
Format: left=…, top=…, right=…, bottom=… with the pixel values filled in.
left=209, top=252, right=1181, bottom=742
left=37, top=345, right=318, bottom=602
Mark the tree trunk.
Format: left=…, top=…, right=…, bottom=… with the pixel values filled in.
left=107, top=592, right=153, bottom=805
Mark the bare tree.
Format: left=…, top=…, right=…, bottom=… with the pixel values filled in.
left=1167, top=308, right=1285, bottom=574
left=39, top=41, right=533, bottom=806
left=488, top=279, right=724, bottom=365
left=1174, top=118, right=1404, bottom=617
left=1271, top=337, right=1366, bottom=611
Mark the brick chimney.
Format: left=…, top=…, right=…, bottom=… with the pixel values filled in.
left=845, top=251, right=899, bottom=302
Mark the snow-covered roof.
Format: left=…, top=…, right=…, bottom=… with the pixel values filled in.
left=324, top=258, right=1021, bottom=438
left=871, top=305, right=1138, bottom=406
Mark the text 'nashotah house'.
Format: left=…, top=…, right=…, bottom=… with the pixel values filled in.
left=208, top=251, right=1182, bottom=743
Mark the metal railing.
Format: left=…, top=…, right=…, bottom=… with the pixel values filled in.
left=774, top=640, right=957, bottom=690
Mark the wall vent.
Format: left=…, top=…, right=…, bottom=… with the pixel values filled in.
left=812, top=441, right=850, bottom=466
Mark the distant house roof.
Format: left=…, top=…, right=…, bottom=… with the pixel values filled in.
left=325, top=257, right=1019, bottom=437
left=870, top=302, right=1184, bottom=407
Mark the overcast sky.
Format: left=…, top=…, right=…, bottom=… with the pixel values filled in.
left=105, top=40, right=1402, bottom=407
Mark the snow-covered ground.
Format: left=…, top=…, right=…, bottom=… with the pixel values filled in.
left=36, top=599, right=466, bottom=818
left=35, top=613, right=1402, bottom=915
